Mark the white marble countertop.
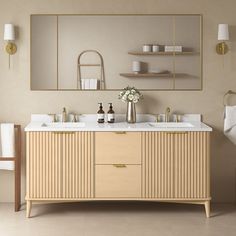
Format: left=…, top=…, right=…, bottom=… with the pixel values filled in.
left=25, top=114, right=212, bottom=132
left=25, top=120, right=212, bottom=133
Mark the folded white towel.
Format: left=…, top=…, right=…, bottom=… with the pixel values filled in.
left=90, top=79, right=97, bottom=90
left=81, top=79, right=90, bottom=90
left=81, top=79, right=98, bottom=90
left=0, top=123, right=15, bottom=170
left=85, top=80, right=90, bottom=89
left=81, top=79, right=85, bottom=90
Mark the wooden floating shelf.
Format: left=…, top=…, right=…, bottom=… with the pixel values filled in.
left=128, top=51, right=199, bottom=56
left=120, top=73, right=173, bottom=78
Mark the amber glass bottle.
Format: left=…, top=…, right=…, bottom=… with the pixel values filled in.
left=97, top=103, right=105, bottom=123
left=107, top=103, right=115, bottom=123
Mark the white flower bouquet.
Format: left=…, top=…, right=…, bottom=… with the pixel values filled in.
left=118, top=86, right=143, bottom=103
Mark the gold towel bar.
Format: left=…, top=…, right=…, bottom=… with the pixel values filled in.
left=223, top=90, right=236, bottom=106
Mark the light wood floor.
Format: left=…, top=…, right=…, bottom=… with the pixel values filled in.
left=0, top=202, right=235, bottom=236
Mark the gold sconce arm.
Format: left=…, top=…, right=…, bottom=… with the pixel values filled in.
left=5, top=42, right=17, bottom=69
left=5, top=42, right=17, bottom=55
left=216, top=42, right=228, bottom=55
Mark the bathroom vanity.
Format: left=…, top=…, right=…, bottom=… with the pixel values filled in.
left=25, top=114, right=212, bottom=218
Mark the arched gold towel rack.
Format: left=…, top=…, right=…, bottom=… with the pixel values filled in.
left=77, top=50, right=105, bottom=90
left=223, top=90, right=236, bottom=106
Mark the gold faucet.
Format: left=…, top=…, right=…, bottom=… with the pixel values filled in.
left=62, top=107, right=67, bottom=122
left=71, top=113, right=77, bottom=122
left=165, top=107, right=171, bottom=122
left=48, top=114, right=57, bottom=122
left=156, top=114, right=161, bottom=122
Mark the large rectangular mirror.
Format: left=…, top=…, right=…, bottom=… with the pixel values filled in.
left=31, top=14, right=202, bottom=91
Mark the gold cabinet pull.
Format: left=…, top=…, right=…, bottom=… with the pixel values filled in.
left=166, top=132, right=188, bottom=134
left=53, top=132, right=75, bottom=135
left=114, top=131, right=126, bottom=134
left=113, top=164, right=127, bottom=168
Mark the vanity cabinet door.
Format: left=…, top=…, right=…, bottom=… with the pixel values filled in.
left=142, top=132, right=210, bottom=199
left=26, top=131, right=95, bottom=200
left=142, top=132, right=175, bottom=198
left=62, top=132, right=94, bottom=199
left=26, top=132, right=63, bottom=199
left=173, top=132, right=210, bottom=199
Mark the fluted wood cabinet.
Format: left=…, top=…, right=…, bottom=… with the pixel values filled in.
left=142, top=132, right=210, bottom=199
left=26, top=131, right=210, bottom=218
left=26, top=132, right=94, bottom=200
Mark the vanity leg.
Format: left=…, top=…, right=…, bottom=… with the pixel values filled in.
left=26, top=200, right=32, bottom=218
left=204, top=201, right=210, bottom=218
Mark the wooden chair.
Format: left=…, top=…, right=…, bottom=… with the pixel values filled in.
left=0, top=125, right=21, bottom=211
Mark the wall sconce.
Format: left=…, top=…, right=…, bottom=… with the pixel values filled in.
left=4, top=24, right=17, bottom=68
left=216, top=24, right=229, bottom=55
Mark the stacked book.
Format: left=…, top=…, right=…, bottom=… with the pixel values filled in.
left=164, top=46, right=182, bottom=52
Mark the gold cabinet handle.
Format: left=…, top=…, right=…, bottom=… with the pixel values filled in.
left=114, top=131, right=126, bottom=134
left=53, top=132, right=75, bottom=134
left=166, top=132, right=188, bottom=134
left=113, top=164, right=127, bottom=168
left=48, top=113, right=57, bottom=122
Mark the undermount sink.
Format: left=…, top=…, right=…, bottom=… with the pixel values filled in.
left=148, top=122, right=194, bottom=128
left=42, top=122, right=86, bottom=128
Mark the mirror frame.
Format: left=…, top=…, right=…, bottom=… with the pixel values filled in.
left=30, top=14, right=203, bottom=91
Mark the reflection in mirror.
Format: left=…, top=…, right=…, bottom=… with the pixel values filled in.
left=77, top=50, right=105, bottom=90
left=31, top=14, right=202, bottom=91
left=31, top=16, right=58, bottom=90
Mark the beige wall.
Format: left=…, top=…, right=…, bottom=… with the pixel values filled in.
left=0, top=0, right=236, bottom=203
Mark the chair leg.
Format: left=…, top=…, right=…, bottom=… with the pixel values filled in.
left=26, top=200, right=32, bottom=218
left=14, top=126, right=21, bottom=212
left=14, top=157, right=21, bottom=211
left=204, top=201, right=210, bottom=218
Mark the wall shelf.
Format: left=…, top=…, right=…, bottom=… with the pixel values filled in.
left=120, top=73, right=173, bottom=78
left=128, top=51, right=199, bottom=56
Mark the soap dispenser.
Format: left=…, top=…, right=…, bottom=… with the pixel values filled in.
left=107, top=103, right=115, bottom=123
left=97, top=103, right=105, bottom=123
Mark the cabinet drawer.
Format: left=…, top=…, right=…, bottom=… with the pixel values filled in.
left=95, top=132, right=141, bottom=164
left=95, top=165, right=141, bottom=198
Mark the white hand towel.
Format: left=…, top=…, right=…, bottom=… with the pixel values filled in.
left=224, top=106, right=236, bottom=145
left=90, top=79, right=97, bottom=90
left=81, top=79, right=85, bottom=90
left=84, top=79, right=90, bottom=90
left=0, top=123, right=15, bottom=170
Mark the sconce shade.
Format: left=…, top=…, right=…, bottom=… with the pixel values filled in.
left=218, top=24, right=229, bottom=41
left=4, top=24, right=15, bottom=41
